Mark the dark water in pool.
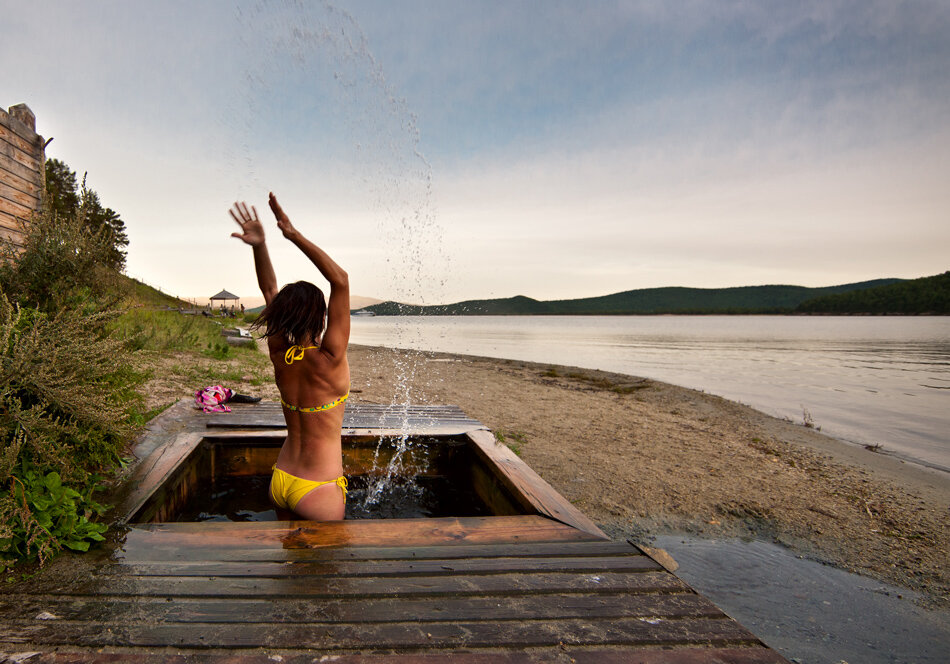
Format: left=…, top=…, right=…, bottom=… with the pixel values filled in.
left=175, top=474, right=491, bottom=522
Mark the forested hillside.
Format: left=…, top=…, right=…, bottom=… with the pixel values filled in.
left=361, top=279, right=902, bottom=315
left=796, top=271, right=949, bottom=314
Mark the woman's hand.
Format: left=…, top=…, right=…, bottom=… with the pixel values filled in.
left=268, top=192, right=299, bottom=242
left=229, top=201, right=266, bottom=247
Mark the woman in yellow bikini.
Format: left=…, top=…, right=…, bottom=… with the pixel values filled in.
left=230, top=193, right=350, bottom=521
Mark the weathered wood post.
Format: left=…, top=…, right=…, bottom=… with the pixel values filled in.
left=0, top=102, right=47, bottom=252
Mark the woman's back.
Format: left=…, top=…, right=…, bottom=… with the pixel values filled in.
left=269, top=338, right=350, bottom=478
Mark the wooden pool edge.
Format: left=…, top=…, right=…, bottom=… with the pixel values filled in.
left=115, top=402, right=608, bottom=541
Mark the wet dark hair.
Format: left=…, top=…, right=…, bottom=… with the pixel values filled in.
left=251, top=281, right=327, bottom=346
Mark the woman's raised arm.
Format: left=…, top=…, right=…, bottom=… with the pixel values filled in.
left=268, top=193, right=350, bottom=358
left=230, top=201, right=279, bottom=305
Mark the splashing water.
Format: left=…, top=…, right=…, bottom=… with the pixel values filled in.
left=230, top=1, right=448, bottom=506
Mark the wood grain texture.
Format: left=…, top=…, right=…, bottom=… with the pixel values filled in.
left=11, top=650, right=787, bottom=663
left=206, top=402, right=485, bottom=432
left=0, top=178, right=39, bottom=208
left=0, top=592, right=722, bottom=624
left=120, top=515, right=602, bottom=553
left=466, top=429, right=608, bottom=539
left=0, top=616, right=761, bottom=650
left=0, top=194, right=34, bottom=221
left=118, top=433, right=204, bottom=522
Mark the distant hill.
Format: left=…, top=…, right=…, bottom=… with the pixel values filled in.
left=796, top=271, right=949, bottom=314
left=362, top=279, right=904, bottom=316
left=125, top=277, right=193, bottom=308
left=243, top=294, right=382, bottom=315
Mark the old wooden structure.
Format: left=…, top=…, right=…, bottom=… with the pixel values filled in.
left=0, top=401, right=789, bottom=662
left=0, top=103, right=46, bottom=251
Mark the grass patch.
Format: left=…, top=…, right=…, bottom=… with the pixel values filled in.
left=563, top=370, right=651, bottom=394
left=495, top=430, right=528, bottom=457
left=111, top=308, right=249, bottom=354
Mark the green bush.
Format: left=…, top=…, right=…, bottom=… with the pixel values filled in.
left=0, top=204, right=126, bottom=311
left=0, top=296, right=142, bottom=570
left=1, top=458, right=108, bottom=568
left=0, top=205, right=145, bottom=572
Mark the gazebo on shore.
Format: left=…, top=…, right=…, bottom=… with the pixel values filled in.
left=209, top=289, right=240, bottom=312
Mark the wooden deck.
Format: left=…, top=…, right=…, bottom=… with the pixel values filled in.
left=0, top=401, right=789, bottom=662
left=208, top=402, right=485, bottom=434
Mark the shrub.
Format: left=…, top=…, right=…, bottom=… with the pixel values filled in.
left=1, top=458, right=108, bottom=568
left=0, top=205, right=145, bottom=571
left=0, top=294, right=143, bottom=570
left=0, top=204, right=126, bottom=311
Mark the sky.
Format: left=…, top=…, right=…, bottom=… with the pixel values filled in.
left=2, top=0, right=948, bottom=305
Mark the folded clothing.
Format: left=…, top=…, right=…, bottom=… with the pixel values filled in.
left=194, top=385, right=233, bottom=413
left=194, top=385, right=262, bottom=412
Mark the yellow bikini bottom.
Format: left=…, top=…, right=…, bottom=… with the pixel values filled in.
left=269, top=465, right=348, bottom=511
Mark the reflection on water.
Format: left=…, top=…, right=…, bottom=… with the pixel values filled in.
left=653, top=535, right=950, bottom=664
left=352, top=315, right=950, bottom=470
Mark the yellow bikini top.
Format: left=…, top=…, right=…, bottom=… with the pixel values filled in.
left=284, top=344, right=319, bottom=364
left=280, top=344, right=348, bottom=413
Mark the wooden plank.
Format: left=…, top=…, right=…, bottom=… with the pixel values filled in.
left=570, top=649, right=790, bottom=664
left=0, top=193, right=34, bottom=221
left=103, top=554, right=662, bottom=578
left=469, top=455, right=526, bottom=516
left=0, top=616, right=758, bottom=650
left=0, top=133, right=37, bottom=171
left=0, top=649, right=788, bottom=664
left=0, top=143, right=43, bottom=184
left=3, top=650, right=788, bottom=664
left=0, top=178, right=40, bottom=209
left=216, top=403, right=482, bottom=416
left=0, top=223, right=25, bottom=244
left=47, top=570, right=687, bottom=598
left=0, top=165, right=42, bottom=199
left=207, top=402, right=484, bottom=431
left=0, top=141, right=42, bottom=175
left=115, top=539, right=641, bottom=562
left=118, top=433, right=203, bottom=522
left=0, top=592, right=722, bottom=624
left=120, top=516, right=604, bottom=554
left=0, top=114, right=41, bottom=154
left=466, top=429, right=608, bottom=539
left=0, top=217, right=26, bottom=233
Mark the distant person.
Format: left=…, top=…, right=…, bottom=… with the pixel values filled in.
left=230, top=193, right=350, bottom=520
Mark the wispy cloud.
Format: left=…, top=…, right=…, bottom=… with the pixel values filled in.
left=1, top=0, right=947, bottom=302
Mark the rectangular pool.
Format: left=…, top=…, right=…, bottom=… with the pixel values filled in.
left=130, top=434, right=526, bottom=523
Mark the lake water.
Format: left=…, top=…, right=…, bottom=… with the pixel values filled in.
left=351, top=315, right=950, bottom=472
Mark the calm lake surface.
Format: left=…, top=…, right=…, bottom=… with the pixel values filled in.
left=351, top=315, right=950, bottom=472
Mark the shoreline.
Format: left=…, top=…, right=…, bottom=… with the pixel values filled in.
left=346, top=344, right=949, bottom=604
left=350, top=314, right=950, bottom=474
left=349, top=343, right=950, bottom=505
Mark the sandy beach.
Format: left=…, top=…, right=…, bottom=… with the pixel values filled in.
left=350, top=345, right=950, bottom=605
left=139, top=342, right=950, bottom=605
